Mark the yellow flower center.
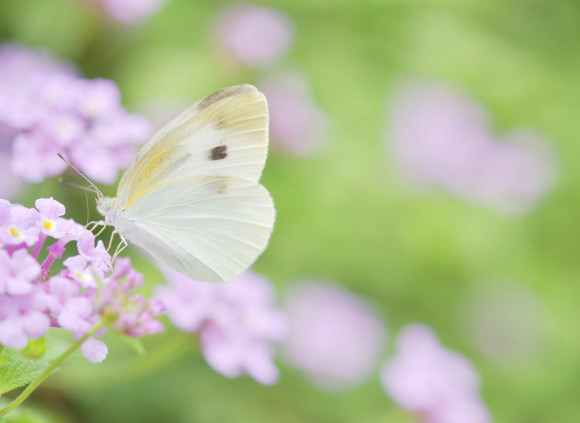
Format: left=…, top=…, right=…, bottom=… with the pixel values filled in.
left=43, top=220, right=53, bottom=231
left=74, top=271, right=89, bottom=282
left=9, top=226, right=21, bottom=238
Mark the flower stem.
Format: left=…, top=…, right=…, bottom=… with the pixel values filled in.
left=0, top=321, right=105, bottom=417
left=30, top=233, right=47, bottom=260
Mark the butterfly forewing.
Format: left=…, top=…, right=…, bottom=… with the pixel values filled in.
left=117, top=85, right=269, bottom=207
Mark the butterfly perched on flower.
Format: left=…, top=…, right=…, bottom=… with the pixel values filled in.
left=96, top=85, right=275, bottom=282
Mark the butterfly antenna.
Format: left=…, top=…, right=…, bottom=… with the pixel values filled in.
left=84, top=187, right=91, bottom=224
left=57, top=177, right=99, bottom=194
left=57, top=153, right=103, bottom=199
left=57, top=177, right=96, bottom=224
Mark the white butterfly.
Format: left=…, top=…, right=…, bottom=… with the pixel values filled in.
left=95, top=85, right=275, bottom=282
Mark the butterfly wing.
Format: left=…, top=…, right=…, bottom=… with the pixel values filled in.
left=122, top=175, right=275, bottom=282
left=117, top=84, right=269, bottom=207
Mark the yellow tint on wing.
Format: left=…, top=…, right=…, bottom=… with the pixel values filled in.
left=124, top=146, right=188, bottom=207
left=115, top=85, right=269, bottom=208
left=126, top=180, right=168, bottom=209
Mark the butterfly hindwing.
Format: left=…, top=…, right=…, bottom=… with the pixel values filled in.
left=122, top=174, right=275, bottom=282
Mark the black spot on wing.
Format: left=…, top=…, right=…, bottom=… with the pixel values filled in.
left=197, top=86, right=247, bottom=111
left=209, top=145, right=228, bottom=161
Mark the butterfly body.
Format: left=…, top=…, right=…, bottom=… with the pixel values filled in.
left=97, top=197, right=134, bottom=238
left=96, top=85, right=275, bottom=283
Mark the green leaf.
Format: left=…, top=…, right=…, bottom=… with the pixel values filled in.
left=0, top=358, right=49, bottom=395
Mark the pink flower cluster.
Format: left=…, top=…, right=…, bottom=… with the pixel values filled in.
left=0, top=197, right=164, bottom=363
left=388, top=81, right=556, bottom=212
left=381, top=324, right=490, bottom=423
left=281, top=281, right=386, bottom=390
left=211, top=6, right=327, bottom=156
left=85, top=0, right=168, bottom=25
left=155, top=269, right=286, bottom=385
left=260, top=74, right=328, bottom=156
left=0, top=43, right=151, bottom=185
left=214, top=4, right=293, bottom=68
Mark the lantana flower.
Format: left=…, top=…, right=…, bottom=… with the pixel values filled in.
left=155, top=268, right=286, bottom=385
left=213, top=4, right=293, bottom=68
left=260, top=73, right=328, bottom=156
left=381, top=324, right=490, bottom=423
left=85, top=0, right=168, bottom=25
left=281, top=280, right=387, bottom=390
left=387, top=81, right=556, bottom=213
left=0, top=197, right=164, bottom=363
left=0, top=43, right=152, bottom=185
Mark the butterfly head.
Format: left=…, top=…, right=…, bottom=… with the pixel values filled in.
left=96, top=196, right=117, bottom=224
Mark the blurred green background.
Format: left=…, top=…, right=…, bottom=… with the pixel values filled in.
left=1, top=0, right=580, bottom=422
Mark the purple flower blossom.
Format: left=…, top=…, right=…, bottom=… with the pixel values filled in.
left=0, top=197, right=164, bottom=363
left=0, top=43, right=152, bottom=185
left=45, top=275, right=84, bottom=317
left=214, top=4, right=293, bottom=68
left=281, top=281, right=387, bottom=390
left=387, top=81, right=556, bottom=213
left=63, top=256, right=97, bottom=288
left=0, top=200, right=40, bottom=247
left=156, top=269, right=286, bottom=385
left=85, top=0, right=168, bottom=24
left=0, top=42, right=74, bottom=87
left=76, top=232, right=111, bottom=278
left=381, top=324, right=490, bottom=423
left=58, top=296, right=97, bottom=334
left=260, top=73, right=328, bottom=156
left=35, top=197, right=75, bottom=243
left=98, top=257, right=165, bottom=337
left=80, top=336, right=108, bottom=363
left=0, top=249, right=40, bottom=295
left=11, top=132, right=68, bottom=182
left=0, top=288, right=50, bottom=349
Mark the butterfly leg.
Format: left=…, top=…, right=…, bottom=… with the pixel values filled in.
left=94, top=224, right=108, bottom=238
left=106, top=229, right=116, bottom=252
left=85, top=220, right=101, bottom=231
left=86, top=220, right=108, bottom=236
left=111, top=234, right=128, bottom=265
